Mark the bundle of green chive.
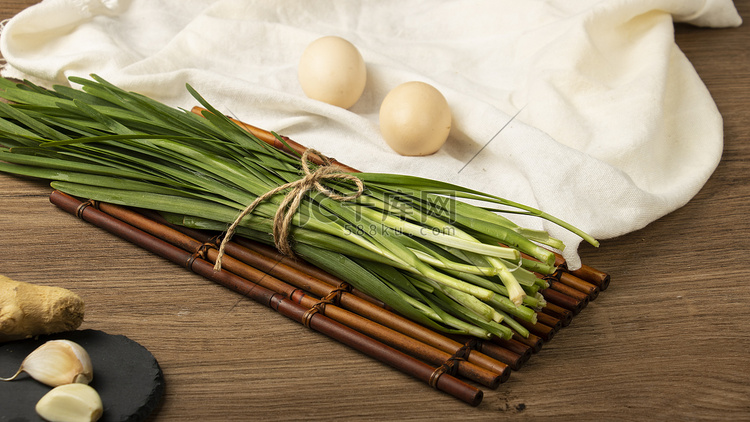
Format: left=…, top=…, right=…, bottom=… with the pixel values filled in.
left=0, top=75, right=598, bottom=340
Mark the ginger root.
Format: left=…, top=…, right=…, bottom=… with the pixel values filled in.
left=0, top=275, right=85, bottom=343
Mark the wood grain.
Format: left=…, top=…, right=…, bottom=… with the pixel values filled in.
left=1, top=1, right=749, bottom=420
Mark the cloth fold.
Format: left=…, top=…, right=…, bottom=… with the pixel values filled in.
left=0, top=0, right=742, bottom=268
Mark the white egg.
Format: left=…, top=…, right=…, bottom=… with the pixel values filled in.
left=298, top=36, right=367, bottom=109
left=379, top=81, right=452, bottom=156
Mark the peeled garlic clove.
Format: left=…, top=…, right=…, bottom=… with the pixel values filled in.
left=1, top=339, right=93, bottom=386
left=36, top=383, right=103, bottom=422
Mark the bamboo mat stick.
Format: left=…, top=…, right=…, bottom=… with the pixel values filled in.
left=548, top=279, right=590, bottom=305
left=541, top=288, right=585, bottom=315
left=449, top=336, right=531, bottom=371
left=553, top=253, right=610, bottom=291
left=540, top=302, right=573, bottom=327
left=518, top=319, right=556, bottom=342
left=535, top=312, right=563, bottom=333
left=493, top=338, right=534, bottom=358
left=506, top=333, right=543, bottom=353
left=556, top=272, right=599, bottom=300
left=472, top=341, right=529, bottom=371
left=49, top=191, right=484, bottom=406
left=96, top=201, right=507, bottom=389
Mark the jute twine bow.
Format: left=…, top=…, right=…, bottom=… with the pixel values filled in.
left=213, top=149, right=364, bottom=272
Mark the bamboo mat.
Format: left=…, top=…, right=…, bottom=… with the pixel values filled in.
left=2, top=1, right=750, bottom=420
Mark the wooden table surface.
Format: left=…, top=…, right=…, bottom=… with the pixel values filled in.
left=2, top=1, right=749, bottom=420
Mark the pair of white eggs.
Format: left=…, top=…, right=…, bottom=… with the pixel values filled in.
left=298, top=36, right=451, bottom=156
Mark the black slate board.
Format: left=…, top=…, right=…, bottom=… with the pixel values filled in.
left=0, top=329, right=164, bottom=422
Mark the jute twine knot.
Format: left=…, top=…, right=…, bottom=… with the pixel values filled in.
left=213, top=149, right=364, bottom=272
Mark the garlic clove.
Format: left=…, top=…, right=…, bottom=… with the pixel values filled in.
left=35, top=383, right=103, bottom=422
left=1, top=339, right=93, bottom=387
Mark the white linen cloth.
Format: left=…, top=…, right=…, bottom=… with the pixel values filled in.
left=0, top=0, right=742, bottom=268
